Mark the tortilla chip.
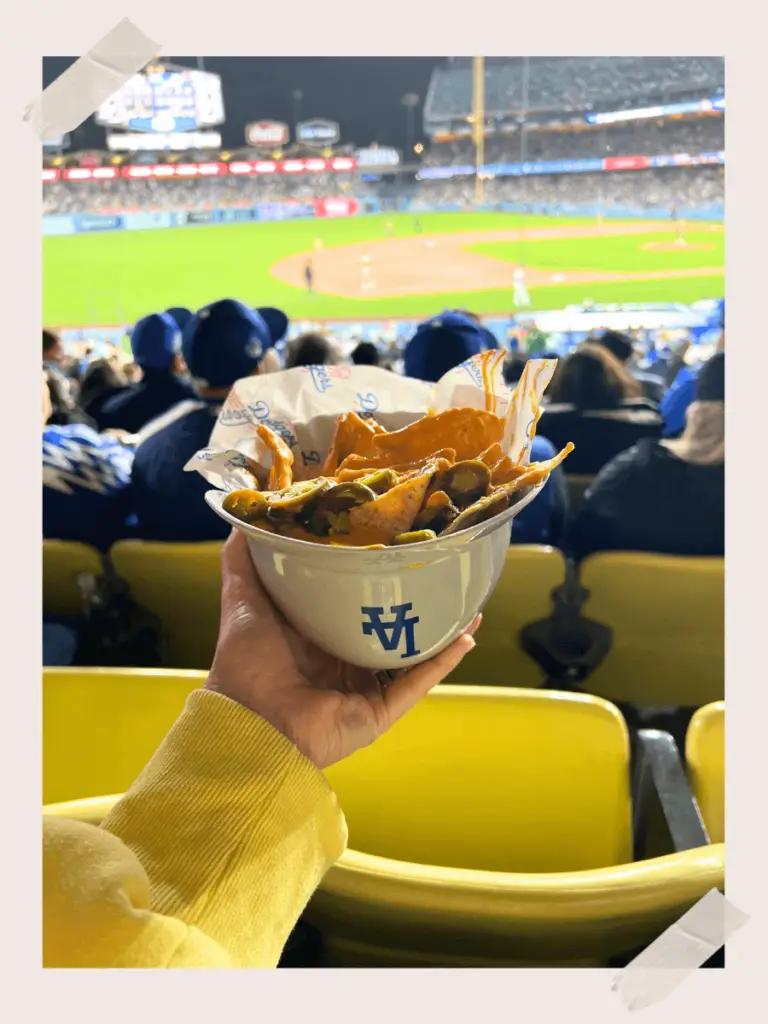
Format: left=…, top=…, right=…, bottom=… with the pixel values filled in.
left=372, top=408, right=504, bottom=464
left=490, top=455, right=529, bottom=486
left=257, top=423, right=294, bottom=491
left=478, top=442, right=504, bottom=467
left=348, top=470, right=432, bottom=538
left=321, top=411, right=381, bottom=475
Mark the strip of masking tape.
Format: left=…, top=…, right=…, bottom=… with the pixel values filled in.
left=23, top=18, right=160, bottom=141
left=612, top=889, right=749, bottom=1011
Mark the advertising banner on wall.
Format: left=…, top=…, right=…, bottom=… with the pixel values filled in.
left=245, top=121, right=290, bottom=147
left=355, top=146, right=400, bottom=167
left=75, top=214, right=124, bottom=232
left=296, top=119, right=340, bottom=147
left=603, top=155, right=652, bottom=172
left=107, top=131, right=222, bottom=151
left=314, top=196, right=360, bottom=218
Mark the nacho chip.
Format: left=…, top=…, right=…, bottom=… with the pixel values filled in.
left=371, top=408, right=504, bottom=465
left=321, top=411, right=381, bottom=475
left=478, top=442, right=504, bottom=467
left=490, top=455, right=529, bottom=486
left=257, top=423, right=294, bottom=491
left=348, top=470, right=432, bottom=539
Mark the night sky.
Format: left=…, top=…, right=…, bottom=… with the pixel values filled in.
left=41, top=57, right=443, bottom=152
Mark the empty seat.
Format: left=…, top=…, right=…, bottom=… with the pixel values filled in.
left=307, top=686, right=723, bottom=966
left=686, top=701, right=725, bottom=844
left=111, top=541, right=223, bottom=669
left=447, top=546, right=566, bottom=687
left=579, top=553, right=724, bottom=707
left=43, top=668, right=205, bottom=806
left=43, top=540, right=103, bottom=617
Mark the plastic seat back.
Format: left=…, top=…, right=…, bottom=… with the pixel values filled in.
left=43, top=668, right=205, bottom=805
left=580, top=553, right=724, bottom=706
left=111, top=541, right=223, bottom=669
left=323, top=685, right=631, bottom=873
left=447, top=546, right=566, bottom=687
left=43, top=540, right=103, bottom=617
left=686, top=701, right=724, bottom=843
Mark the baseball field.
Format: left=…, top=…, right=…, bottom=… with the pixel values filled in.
left=42, top=210, right=725, bottom=327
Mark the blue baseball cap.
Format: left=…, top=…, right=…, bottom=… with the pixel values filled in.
left=130, top=312, right=181, bottom=370
left=165, top=306, right=193, bottom=333
left=182, top=299, right=289, bottom=388
left=404, top=312, right=487, bottom=383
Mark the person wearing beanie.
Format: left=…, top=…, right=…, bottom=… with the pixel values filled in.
left=405, top=313, right=568, bottom=547
left=98, top=313, right=198, bottom=434
left=129, top=299, right=288, bottom=542
left=568, top=353, right=724, bottom=559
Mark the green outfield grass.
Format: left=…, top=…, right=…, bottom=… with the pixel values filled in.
left=42, top=211, right=724, bottom=326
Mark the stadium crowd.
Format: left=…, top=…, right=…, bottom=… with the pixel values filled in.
left=43, top=172, right=366, bottom=216
left=43, top=299, right=724, bottom=564
left=425, top=57, right=724, bottom=118
left=423, top=117, right=724, bottom=168
left=415, top=166, right=724, bottom=211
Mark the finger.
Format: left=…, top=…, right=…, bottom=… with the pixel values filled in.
left=464, top=614, right=482, bottom=637
left=381, top=631, right=476, bottom=724
left=220, top=530, right=280, bottom=626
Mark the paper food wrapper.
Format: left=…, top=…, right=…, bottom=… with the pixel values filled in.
left=185, top=355, right=558, bottom=494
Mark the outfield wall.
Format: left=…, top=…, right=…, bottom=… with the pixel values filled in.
left=43, top=197, right=723, bottom=237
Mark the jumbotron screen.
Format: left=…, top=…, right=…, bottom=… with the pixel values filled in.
left=96, top=64, right=225, bottom=133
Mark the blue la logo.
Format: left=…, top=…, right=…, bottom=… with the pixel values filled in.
left=361, top=603, right=421, bottom=659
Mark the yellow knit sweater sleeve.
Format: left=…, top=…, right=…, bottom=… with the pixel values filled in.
left=43, top=689, right=348, bottom=968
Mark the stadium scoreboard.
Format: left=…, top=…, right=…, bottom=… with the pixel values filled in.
left=96, top=64, right=225, bottom=134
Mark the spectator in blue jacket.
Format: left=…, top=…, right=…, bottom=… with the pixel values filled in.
left=97, top=313, right=197, bottom=434
left=130, top=300, right=288, bottom=542
left=404, top=313, right=567, bottom=546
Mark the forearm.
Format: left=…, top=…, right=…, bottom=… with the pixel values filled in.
left=98, top=690, right=347, bottom=967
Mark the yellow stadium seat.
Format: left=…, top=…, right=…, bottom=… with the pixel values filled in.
left=42, top=678, right=723, bottom=967
left=306, top=686, right=723, bottom=966
left=579, top=553, right=724, bottom=707
left=686, top=702, right=725, bottom=844
left=43, top=540, right=103, bottom=617
left=447, top=546, right=566, bottom=687
left=43, top=668, right=205, bottom=806
left=111, top=541, right=223, bottom=669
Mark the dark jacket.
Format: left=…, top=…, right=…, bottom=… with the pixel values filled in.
left=537, top=400, right=663, bottom=477
left=84, top=386, right=130, bottom=432
left=567, top=439, right=724, bottom=560
left=97, top=369, right=198, bottom=435
left=130, top=400, right=231, bottom=542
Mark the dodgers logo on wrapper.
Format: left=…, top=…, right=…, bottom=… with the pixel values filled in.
left=361, top=603, right=421, bottom=659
